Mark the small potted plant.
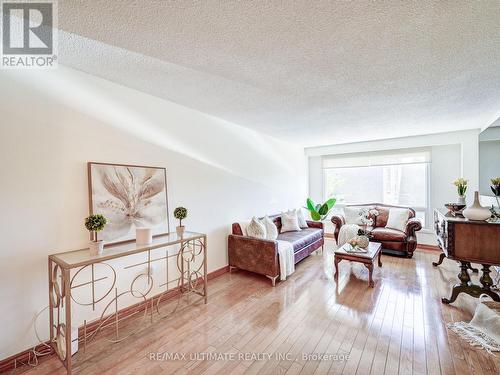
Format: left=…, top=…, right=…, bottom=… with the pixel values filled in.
left=453, top=177, right=468, bottom=204
left=85, top=214, right=107, bottom=255
left=174, top=207, right=188, bottom=237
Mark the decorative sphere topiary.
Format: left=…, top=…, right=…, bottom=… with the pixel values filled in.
left=174, top=207, right=188, bottom=226
left=85, top=214, right=107, bottom=232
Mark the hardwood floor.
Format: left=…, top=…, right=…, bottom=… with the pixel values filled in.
left=17, top=240, right=500, bottom=374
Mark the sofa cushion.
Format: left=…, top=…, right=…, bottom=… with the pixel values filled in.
left=371, top=227, right=406, bottom=242
left=277, top=228, right=323, bottom=252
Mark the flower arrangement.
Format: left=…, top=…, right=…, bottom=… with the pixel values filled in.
left=453, top=177, right=468, bottom=197
left=491, top=177, right=500, bottom=198
left=84, top=214, right=107, bottom=241
left=491, top=177, right=500, bottom=216
left=357, top=208, right=376, bottom=237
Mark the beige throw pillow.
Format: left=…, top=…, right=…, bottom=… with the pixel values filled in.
left=262, top=216, right=278, bottom=240
left=281, top=210, right=301, bottom=233
left=386, top=208, right=409, bottom=232
left=246, top=217, right=267, bottom=239
left=296, top=208, right=309, bottom=228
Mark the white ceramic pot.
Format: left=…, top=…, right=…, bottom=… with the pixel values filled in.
left=136, top=227, right=153, bottom=245
left=176, top=226, right=185, bottom=237
left=89, top=240, right=104, bottom=255
left=462, top=191, right=491, bottom=221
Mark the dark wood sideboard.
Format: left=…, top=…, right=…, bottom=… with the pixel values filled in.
left=433, top=208, right=500, bottom=303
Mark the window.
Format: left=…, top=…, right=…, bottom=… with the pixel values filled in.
left=323, top=148, right=430, bottom=227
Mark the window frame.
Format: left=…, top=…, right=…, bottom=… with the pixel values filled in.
left=322, top=161, right=431, bottom=229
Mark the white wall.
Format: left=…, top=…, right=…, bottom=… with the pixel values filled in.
left=0, top=67, right=306, bottom=359
left=305, top=130, right=480, bottom=245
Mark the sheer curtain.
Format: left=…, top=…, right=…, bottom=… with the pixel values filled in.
left=323, top=147, right=430, bottom=227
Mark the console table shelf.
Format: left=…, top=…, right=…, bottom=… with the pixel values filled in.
left=48, top=231, right=207, bottom=374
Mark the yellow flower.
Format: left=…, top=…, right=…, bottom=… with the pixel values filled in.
left=491, top=177, right=500, bottom=186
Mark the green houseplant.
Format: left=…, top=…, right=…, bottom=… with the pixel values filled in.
left=85, top=214, right=107, bottom=255
left=174, top=207, right=188, bottom=237
left=305, top=198, right=336, bottom=221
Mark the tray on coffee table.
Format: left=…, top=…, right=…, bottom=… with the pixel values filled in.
left=334, top=242, right=382, bottom=287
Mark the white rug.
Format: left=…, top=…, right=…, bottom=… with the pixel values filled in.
left=448, top=296, right=500, bottom=353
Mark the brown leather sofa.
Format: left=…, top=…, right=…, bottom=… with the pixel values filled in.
left=331, top=203, right=422, bottom=258
left=228, top=215, right=324, bottom=286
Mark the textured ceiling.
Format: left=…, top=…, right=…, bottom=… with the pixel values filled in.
left=57, top=1, right=500, bottom=146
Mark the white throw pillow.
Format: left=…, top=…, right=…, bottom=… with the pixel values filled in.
left=262, top=216, right=278, bottom=240
left=246, top=217, right=267, bottom=239
left=296, top=208, right=309, bottom=229
left=281, top=211, right=301, bottom=233
left=344, top=207, right=364, bottom=225
left=386, top=208, right=410, bottom=232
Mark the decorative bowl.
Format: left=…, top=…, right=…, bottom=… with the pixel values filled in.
left=444, top=203, right=466, bottom=214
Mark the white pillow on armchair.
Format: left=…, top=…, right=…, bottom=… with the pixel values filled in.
left=386, top=208, right=410, bottom=232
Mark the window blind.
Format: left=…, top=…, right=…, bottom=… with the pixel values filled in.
left=322, top=147, right=431, bottom=169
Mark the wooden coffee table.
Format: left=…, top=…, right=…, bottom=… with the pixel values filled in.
left=334, top=242, right=382, bottom=287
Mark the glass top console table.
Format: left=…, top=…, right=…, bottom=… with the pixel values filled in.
left=48, top=231, right=207, bottom=374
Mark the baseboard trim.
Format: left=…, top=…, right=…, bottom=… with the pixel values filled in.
left=417, top=244, right=440, bottom=252
left=0, top=343, right=54, bottom=373
left=0, top=265, right=229, bottom=373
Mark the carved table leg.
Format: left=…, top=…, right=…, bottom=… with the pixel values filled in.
left=432, top=252, right=446, bottom=267
left=378, top=251, right=382, bottom=267
left=365, top=262, right=374, bottom=287
left=442, top=261, right=470, bottom=304
left=466, top=262, right=479, bottom=273
left=334, top=257, right=341, bottom=279
left=478, top=264, right=500, bottom=301
left=442, top=262, right=500, bottom=304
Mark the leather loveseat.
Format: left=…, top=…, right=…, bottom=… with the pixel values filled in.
left=228, top=215, right=324, bottom=286
left=331, top=203, right=422, bottom=258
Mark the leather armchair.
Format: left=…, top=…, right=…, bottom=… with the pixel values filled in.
left=331, top=203, right=422, bottom=258
left=404, top=217, right=423, bottom=255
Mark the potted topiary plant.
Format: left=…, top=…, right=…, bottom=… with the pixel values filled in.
left=85, top=214, right=107, bottom=255
left=174, top=207, right=187, bottom=237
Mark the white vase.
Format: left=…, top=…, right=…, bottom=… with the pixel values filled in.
left=176, top=226, right=185, bottom=237
left=89, top=240, right=104, bottom=255
left=457, top=195, right=466, bottom=205
left=136, top=227, right=152, bottom=245
left=462, top=191, right=491, bottom=221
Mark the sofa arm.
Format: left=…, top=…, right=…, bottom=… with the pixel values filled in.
left=405, top=218, right=422, bottom=237
left=306, top=220, right=324, bottom=230
left=228, top=235, right=279, bottom=277
left=331, top=214, right=345, bottom=241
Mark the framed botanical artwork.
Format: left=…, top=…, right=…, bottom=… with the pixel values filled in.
left=87, top=162, right=170, bottom=244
